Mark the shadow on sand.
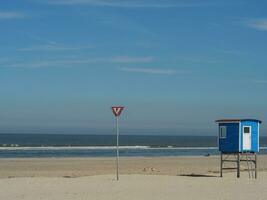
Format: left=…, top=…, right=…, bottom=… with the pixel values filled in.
left=178, top=173, right=219, bottom=178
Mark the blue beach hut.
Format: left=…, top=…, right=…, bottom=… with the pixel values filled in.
left=215, top=119, right=262, bottom=153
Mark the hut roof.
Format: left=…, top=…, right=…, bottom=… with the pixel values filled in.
left=215, top=119, right=262, bottom=124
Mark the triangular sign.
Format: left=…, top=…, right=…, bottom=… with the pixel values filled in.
left=111, top=106, right=124, bottom=117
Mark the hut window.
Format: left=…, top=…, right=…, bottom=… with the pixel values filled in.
left=244, top=126, right=251, bottom=134
left=220, top=126, right=227, bottom=138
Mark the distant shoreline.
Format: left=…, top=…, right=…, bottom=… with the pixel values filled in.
left=0, top=134, right=266, bottom=158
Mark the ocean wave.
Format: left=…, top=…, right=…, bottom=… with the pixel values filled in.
left=0, top=146, right=219, bottom=151
left=0, top=146, right=149, bottom=150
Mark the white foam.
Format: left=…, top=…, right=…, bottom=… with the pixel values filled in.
left=0, top=146, right=219, bottom=151
left=0, top=146, right=150, bottom=150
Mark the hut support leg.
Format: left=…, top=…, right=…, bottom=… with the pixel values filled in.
left=220, top=153, right=223, bottom=177
left=237, top=153, right=240, bottom=178
left=255, top=154, right=257, bottom=179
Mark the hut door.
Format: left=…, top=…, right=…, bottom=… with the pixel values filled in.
left=243, top=126, right=251, bottom=150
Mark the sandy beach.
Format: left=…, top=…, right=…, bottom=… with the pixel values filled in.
left=0, top=156, right=267, bottom=199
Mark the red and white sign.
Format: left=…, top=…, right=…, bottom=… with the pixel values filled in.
left=111, top=106, right=124, bottom=117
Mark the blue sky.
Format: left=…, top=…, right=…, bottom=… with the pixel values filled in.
left=0, top=0, right=266, bottom=135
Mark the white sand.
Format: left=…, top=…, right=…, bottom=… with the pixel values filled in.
left=0, top=156, right=267, bottom=200
left=0, top=174, right=267, bottom=200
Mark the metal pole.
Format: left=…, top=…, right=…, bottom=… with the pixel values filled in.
left=116, top=116, right=119, bottom=181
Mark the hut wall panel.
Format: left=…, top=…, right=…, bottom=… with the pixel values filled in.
left=240, top=121, right=259, bottom=152
left=219, top=123, right=239, bottom=152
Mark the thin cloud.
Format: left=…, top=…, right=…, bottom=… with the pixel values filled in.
left=0, top=58, right=10, bottom=62
left=120, top=67, right=178, bottom=75
left=219, top=49, right=249, bottom=56
left=0, top=11, right=26, bottom=20
left=246, top=18, right=267, bottom=31
left=19, top=32, right=58, bottom=45
left=251, top=80, right=267, bottom=84
left=42, top=0, right=204, bottom=8
left=6, top=59, right=97, bottom=68
left=176, top=56, right=217, bottom=64
left=17, top=44, right=93, bottom=52
left=110, top=56, right=153, bottom=63
left=3, top=56, right=154, bottom=68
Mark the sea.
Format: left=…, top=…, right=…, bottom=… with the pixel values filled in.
left=0, top=134, right=267, bottom=158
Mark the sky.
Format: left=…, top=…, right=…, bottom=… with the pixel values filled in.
left=0, top=0, right=266, bottom=135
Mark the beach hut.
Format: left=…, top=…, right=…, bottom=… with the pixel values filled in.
left=216, top=119, right=261, bottom=153
left=215, top=119, right=262, bottom=178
